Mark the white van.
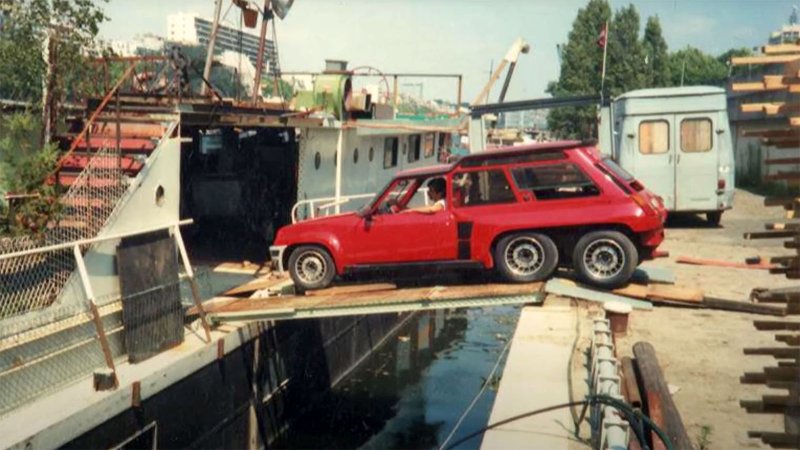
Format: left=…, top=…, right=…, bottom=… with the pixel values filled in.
left=599, top=86, right=735, bottom=225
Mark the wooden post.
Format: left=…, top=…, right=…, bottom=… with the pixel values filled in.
left=74, top=245, right=119, bottom=389
left=633, top=342, right=692, bottom=450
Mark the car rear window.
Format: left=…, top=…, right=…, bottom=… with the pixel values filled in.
left=511, top=163, right=600, bottom=200
left=600, top=157, right=634, bottom=181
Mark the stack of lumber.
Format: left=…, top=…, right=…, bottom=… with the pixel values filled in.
left=741, top=197, right=800, bottom=448
left=731, top=45, right=800, bottom=184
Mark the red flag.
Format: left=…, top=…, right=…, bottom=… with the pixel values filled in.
left=597, top=23, right=608, bottom=49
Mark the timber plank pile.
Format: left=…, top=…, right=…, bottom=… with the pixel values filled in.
left=731, top=44, right=800, bottom=186
left=741, top=197, right=800, bottom=448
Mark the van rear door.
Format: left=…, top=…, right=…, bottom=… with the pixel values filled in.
left=674, top=114, right=718, bottom=212
left=628, top=117, right=675, bottom=209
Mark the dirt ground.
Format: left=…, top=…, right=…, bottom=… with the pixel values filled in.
left=611, top=189, right=796, bottom=449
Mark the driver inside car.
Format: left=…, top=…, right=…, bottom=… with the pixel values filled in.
left=402, top=177, right=446, bottom=214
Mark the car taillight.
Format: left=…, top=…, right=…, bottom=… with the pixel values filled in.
left=631, top=193, right=656, bottom=216
left=718, top=179, right=726, bottom=190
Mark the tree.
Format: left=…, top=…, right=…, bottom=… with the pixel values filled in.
left=0, top=0, right=108, bottom=104
left=546, top=0, right=611, bottom=138
left=717, top=47, right=753, bottom=79
left=667, top=46, right=728, bottom=87
left=604, top=5, right=647, bottom=97
left=642, top=16, right=670, bottom=87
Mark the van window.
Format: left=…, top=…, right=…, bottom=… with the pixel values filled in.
left=639, top=120, right=669, bottom=154
left=681, top=118, right=712, bottom=153
left=511, top=163, right=600, bottom=200
left=452, top=170, right=516, bottom=207
left=384, top=137, right=398, bottom=169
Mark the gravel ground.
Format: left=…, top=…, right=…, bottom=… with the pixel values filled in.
left=613, top=189, right=798, bottom=450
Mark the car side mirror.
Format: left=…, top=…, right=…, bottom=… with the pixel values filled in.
left=358, top=208, right=373, bottom=221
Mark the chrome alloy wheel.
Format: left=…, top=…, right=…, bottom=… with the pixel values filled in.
left=504, top=236, right=545, bottom=276
left=582, top=239, right=625, bottom=279
left=294, top=250, right=328, bottom=285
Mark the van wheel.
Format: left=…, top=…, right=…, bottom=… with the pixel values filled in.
left=572, top=231, right=637, bottom=289
left=706, top=211, right=722, bottom=226
left=288, top=245, right=336, bottom=291
left=494, top=232, right=559, bottom=283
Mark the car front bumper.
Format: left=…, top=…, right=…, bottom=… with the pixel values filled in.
left=269, top=245, right=287, bottom=272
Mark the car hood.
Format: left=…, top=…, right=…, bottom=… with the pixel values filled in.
left=274, top=212, right=359, bottom=244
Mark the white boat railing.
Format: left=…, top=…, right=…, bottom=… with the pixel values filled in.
left=291, top=188, right=431, bottom=223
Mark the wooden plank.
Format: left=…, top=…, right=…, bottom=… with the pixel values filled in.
left=742, top=128, right=798, bottom=138
left=743, top=230, right=798, bottom=240
left=731, top=82, right=786, bottom=92
left=632, top=342, right=694, bottom=450
left=613, top=284, right=704, bottom=303
left=758, top=432, right=800, bottom=449
left=776, top=334, right=800, bottom=346
left=543, top=278, right=653, bottom=310
left=222, top=273, right=289, bottom=296
left=305, top=283, right=397, bottom=297
left=732, top=55, right=800, bottom=65
left=754, top=320, right=800, bottom=331
left=701, top=297, right=786, bottom=316
left=203, top=282, right=546, bottom=315
left=762, top=44, right=800, bottom=55
left=675, top=255, right=777, bottom=269
left=792, top=116, right=800, bottom=127
left=741, top=371, right=767, bottom=384
left=743, top=347, right=800, bottom=358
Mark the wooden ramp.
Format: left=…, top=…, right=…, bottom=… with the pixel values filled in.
left=201, top=282, right=545, bottom=323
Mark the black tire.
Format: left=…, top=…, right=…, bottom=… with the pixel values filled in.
left=494, top=232, right=559, bottom=283
left=572, top=230, right=637, bottom=289
left=287, top=245, right=336, bottom=291
left=706, top=211, right=723, bottom=226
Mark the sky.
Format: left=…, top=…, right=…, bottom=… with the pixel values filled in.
left=97, top=0, right=798, bottom=102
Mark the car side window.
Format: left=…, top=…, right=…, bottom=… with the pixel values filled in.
left=639, top=120, right=669, bottom=154
left=452, top=169, right=516, bottom=207
left=511, top=163, right=600, bottom=200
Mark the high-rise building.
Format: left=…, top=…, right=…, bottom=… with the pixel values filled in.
left=167, top=12, right=278, bottom=74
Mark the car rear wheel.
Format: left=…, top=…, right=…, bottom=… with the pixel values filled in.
left=494, top=232, right=559, bottom=283
left=572, top=230, right=637, bottom=289
left=288, top=245, right=336, bottom=291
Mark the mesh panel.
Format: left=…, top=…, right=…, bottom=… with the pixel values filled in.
left=0, top=146, right=127, bottom=320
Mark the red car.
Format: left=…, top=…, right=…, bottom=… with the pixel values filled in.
left=271, top=141, right=665, bottom=291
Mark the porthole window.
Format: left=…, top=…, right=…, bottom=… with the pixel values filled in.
left=314, top=152, right=321, bottom=170
left=353, top=148, right=359, bottom=164
left=369, top=147, right=374, bottom=162
left=155, top=185, right=165, bottom=207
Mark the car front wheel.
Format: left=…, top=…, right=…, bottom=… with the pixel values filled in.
left=572, top=230, right=637, bottom=289
left=494, top=232, right=559, bottom=283
left=288, top=245, right=336, bottom=291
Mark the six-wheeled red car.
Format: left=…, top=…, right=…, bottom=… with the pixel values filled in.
left=271, top=141, right=665, bottom=291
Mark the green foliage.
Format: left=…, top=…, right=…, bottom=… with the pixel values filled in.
left=696, top=424, right=713, bottom=450
left=546, top=0, right=611, bottom=138
left=0, top=0, right=108, bottom=103
left=605, top=5, right=647, bottom=96
left=718, top=47, right=753, bottom=78
left=642, top=16, right=670, bottom=87
left=668, top=46, right=728, bottom=87
left=0, top=113, right=61, bottom=235
left=262, top=77, right=295, bottom=100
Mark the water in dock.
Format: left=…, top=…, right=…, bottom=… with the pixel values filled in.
left=275, top=305, right=521, bottom=450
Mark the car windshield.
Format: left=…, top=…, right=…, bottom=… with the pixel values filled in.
left=375, top=179, right=413, bottom=212
left=600, top=157, right=635, bottom=182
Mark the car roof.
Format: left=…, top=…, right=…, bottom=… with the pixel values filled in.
left=393, top=140, right=589, bottom=179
